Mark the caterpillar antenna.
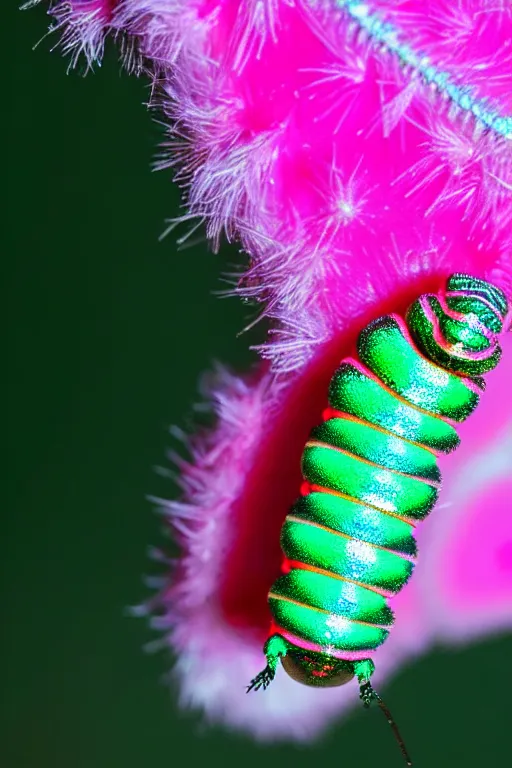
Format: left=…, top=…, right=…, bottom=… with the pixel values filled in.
left=360, top=682, right=413, bottom=766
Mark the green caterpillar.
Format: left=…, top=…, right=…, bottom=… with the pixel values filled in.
left=247, top=274, right=509, bottom=764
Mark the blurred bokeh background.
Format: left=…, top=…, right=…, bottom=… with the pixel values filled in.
left=4, top=4, right=511, bottom=768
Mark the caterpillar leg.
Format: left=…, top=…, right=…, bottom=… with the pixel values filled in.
left=246, top=664, right=277, bottom=693
left=246, top=634, right=288, bottom=692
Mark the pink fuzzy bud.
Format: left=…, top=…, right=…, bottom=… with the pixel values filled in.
left=28, top=0, right=512, bottom=743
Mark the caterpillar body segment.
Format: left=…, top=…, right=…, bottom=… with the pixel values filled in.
left=327, top=361, right=461, bottom=454
left=290, top=492, right=418, bottom=558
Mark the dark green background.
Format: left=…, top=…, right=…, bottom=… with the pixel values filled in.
left=5, top=4, right=511, bottom=767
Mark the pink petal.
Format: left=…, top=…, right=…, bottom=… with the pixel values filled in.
left=30, top=0, right=512, bottom=742
left=32, top=5, right=512, bottom=364
left=143, top=0, right=512, bottom=368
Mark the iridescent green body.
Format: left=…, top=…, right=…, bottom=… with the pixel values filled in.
left=249, top=275, right=508, bottom=693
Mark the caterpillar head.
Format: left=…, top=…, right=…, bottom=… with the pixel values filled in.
left=281, top=648, right=355, bottom=688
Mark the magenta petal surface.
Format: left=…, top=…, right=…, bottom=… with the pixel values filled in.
left=40, top=5, right=512, bottom=361
left=33, top=0, right=512, bottom=743
left=136, top=0, right=512, bottom=368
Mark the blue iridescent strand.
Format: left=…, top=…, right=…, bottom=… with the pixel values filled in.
left=332, top=0, right=512, bottom=141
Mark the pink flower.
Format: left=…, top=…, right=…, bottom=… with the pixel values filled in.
left=126, top=1, right=510, bottom=738
left=29, top=0, right=512, bottom=743
left=60, top=0, right=509, bottom=363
